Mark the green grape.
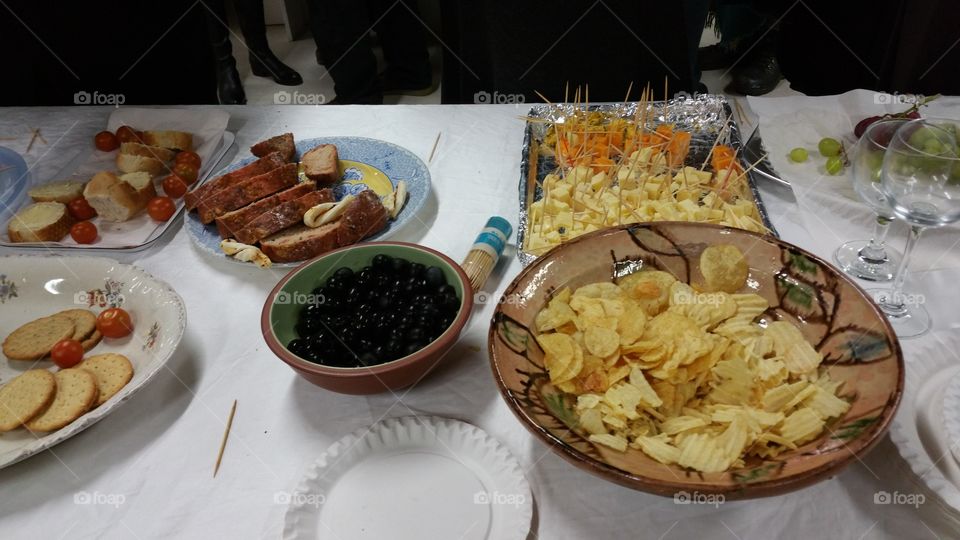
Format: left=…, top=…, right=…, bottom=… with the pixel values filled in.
left=818, top=137, right=842, bottom=157
left=825, top=156, right=843, bottom=175
left=923, top=138, right=945, bottom=155
left=908, top=126, right=934, bottom=149
left=789, top=147, right=809, bottom=162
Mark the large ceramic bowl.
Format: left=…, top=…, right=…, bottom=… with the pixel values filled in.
left=262, top=242, right=472, bottom=394
left=488, top=223, right=903, bottom=498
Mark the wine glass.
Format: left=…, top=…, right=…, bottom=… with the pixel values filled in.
left=834, top=119, right=907, bottom=281
left=867, top=117, right=960, bottom=338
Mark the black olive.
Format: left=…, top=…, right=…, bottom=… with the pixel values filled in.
left=385, top=338, right=403, bottom=355
left=334, top=267, right=355, bottom=280
left=390, top=257, right=410, bottom=275
left=409, top=262, right=425, bottom=278
left=372, top=254, right=392, bottom=269
left=437, top=284, right=456, bottom=298
left=408, top=325, right=426, bottom=342
left=288, top=338, right=308, bottom=356
left=377, top=294, right=394, bottom=310
left=404, top=342, right=425, bottom=356
left=425, top=266, right=445, bottom=287
left=390, top=326, right=407, bottom=341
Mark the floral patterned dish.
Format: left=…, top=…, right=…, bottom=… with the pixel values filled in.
left=0, top=255, right=186, bottom=470
left=488, top=222, right=903, bottom=498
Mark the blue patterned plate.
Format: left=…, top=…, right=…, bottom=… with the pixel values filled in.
left=186, top=137, right=431, bottom=267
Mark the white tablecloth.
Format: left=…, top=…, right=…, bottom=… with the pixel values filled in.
left=0, top=101, right=958, bottom=539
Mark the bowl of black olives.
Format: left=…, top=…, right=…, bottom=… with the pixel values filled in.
left=261, top=242, right=473, bottom=394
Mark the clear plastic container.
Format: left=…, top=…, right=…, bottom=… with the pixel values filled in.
left=0, top=146, right=30, bottom=225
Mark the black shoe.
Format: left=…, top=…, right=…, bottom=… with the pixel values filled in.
left=379, top=73, right=437, bottom=97
left=731, top=47, right=782, bottom=96
left=211, top=38, right=246, bottom=105
left=698, top=43, right=739, bottom=71
left=249, top=50, right=303, bottom=86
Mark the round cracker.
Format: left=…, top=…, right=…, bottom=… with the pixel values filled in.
left=77, top=353, right=134, bottom=406
left=81, top=330, right=102, bottom=352
left=2, top=316, right=76, bottom=360
left=25, top=369, right=98, bottom=432
left=53, top=309, right=98, bottom=341
left=0, top=370, right=57, bottom=431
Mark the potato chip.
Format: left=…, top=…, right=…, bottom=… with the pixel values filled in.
left=589, top=433, right=629, bottom=452
left=617, top=270, right=676, bottom=315
left=700, top=244, right=749, bottom=293
left=633, top=435, right=681, bottom=464
left=537, top=333, right=584, bottom=383
left=584, top=326, right=620, bottom=358
left=777, top=408, right=824, bottom=445
left=580, top=408, right=608, bottom=435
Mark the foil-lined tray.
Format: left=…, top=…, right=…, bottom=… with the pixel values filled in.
left=516, top=94, right=778, bottom=266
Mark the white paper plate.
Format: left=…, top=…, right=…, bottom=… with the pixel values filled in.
left=942, top=372, right=960, bottom=464
left=889, top=335, right=960, bottom=521
left=0, top=255, right=186, bottom=469
left=282, top=416, right=532, bottom=540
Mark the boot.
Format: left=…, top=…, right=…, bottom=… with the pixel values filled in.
left=732, top=45, right=782, bottom=96
left=212, top=37, right=246, bottom=104
left=234, top=0, right=302, bottom=86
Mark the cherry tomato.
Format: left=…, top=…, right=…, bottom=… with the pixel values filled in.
left=174, top=151, right=201, bottom=169
left=67, top=197, right=97, bottom=220
left=70, top=221, right=98, bottom=244
left=161, top=175, right=189, bottom=198
left=147, top=196, right=175, bottom=221
left=94, top=131, right=119, bottom=152
left=172, top=162, right=198, bottom=185
left=115, top=126, right=140, bottom=144
left=50, top=339, right=84, bottom=368
left=96, top=308, right=134, bottom=339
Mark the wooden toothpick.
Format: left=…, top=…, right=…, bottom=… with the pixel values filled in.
left=213, top=400, right=238, bottom=477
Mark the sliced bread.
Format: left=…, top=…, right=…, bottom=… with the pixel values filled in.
left=301, top=144, right=339, bottom=185
left=83, top=171, right=154, bottom=222
left=7, top=202, right=74, bottom=242
left=119, top=142, right=177, bottom=162
left=142, top=130, right=192, bottom=151
left=196, top=163, right=298, bottom=224
left=251, top=133, right=295, bottom=162
left=185, top=152, right=285, bottom=210
left=116, top=152, right=166, bottom=176
left=234, top=189, right=334, bottom=244
left=214, top=181, right=317, bottom=239
left=27, top=181, right=85, bottom=203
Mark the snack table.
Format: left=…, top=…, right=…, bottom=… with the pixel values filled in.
left=0, top=101, right=958, bottom=539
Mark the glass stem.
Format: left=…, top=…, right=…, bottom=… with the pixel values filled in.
left=859, top=215, right=893, bottom=263
left=880, top=224, right=925, bottom=314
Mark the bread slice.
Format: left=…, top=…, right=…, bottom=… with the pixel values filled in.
left=142, top=130, right=192, bottom=151
left=185, top=152, right=285, bottom=210
left=301, top=144, right=339, bottom=184
left=260, top=190, right=387, bottom=263
left=116, top=152, right=166, bottom=176
left=251, top=133, right=295, bottom=162
left=28, top=181, right=85, bottom=203
left=234, top=189, right=334, bottom=244
left=83, top=171, right=153, bottom=222
left=119, top=142, right=176, bottom=163
left=7, top=202, right=75, bottom=242
left=196, top=163, right=298, bottom=224
left=214, top=181, right=317, bottom=239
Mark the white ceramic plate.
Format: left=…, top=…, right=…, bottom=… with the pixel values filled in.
left=0, top=255, right=186, bottom=469
left=282, top=416, right=532, bottom=540
left=0, top=107, right=234, bottom=253
left=942, top=372, right=960, bottom=464
left=889, top=334, right=960, bottom=520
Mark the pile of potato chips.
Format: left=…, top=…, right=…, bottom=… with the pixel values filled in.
left=534, top=245, right=849, bottom=473
left=525, top=152, right=767, bottom=255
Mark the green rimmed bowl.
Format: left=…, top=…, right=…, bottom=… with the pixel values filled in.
left=262, top=242, right=472, bottom=394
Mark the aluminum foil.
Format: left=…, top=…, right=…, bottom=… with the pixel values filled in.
left=516, top=93, right=778, bottom=266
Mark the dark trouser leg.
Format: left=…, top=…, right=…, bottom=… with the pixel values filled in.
left=308, top=0, right=382, bottom=103
left=204, top=0, right=246, bottom=104
left=234, top=0, right=303, bottom=85
left=371, top=0, right=431, bottom=89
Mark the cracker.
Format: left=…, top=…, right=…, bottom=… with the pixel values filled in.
left=0, top=370, right=57, bottom=431
left=25, top=369, right=98, bottom=432
left=81, top=330, right=102, bottom=352
left=53, top=309, right=97, bottom=341
left=2, top=316, right=76, bottom=360
left=77, top=353, right=134, bottom=406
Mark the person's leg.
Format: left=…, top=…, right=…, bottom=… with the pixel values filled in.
left=371, top=0, right=432, bottom=94
left=307, top=0, right=382, bottom=103
left=233, top=0, right=303, bottom=86
left=204, top=0, right=246, bottom=104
